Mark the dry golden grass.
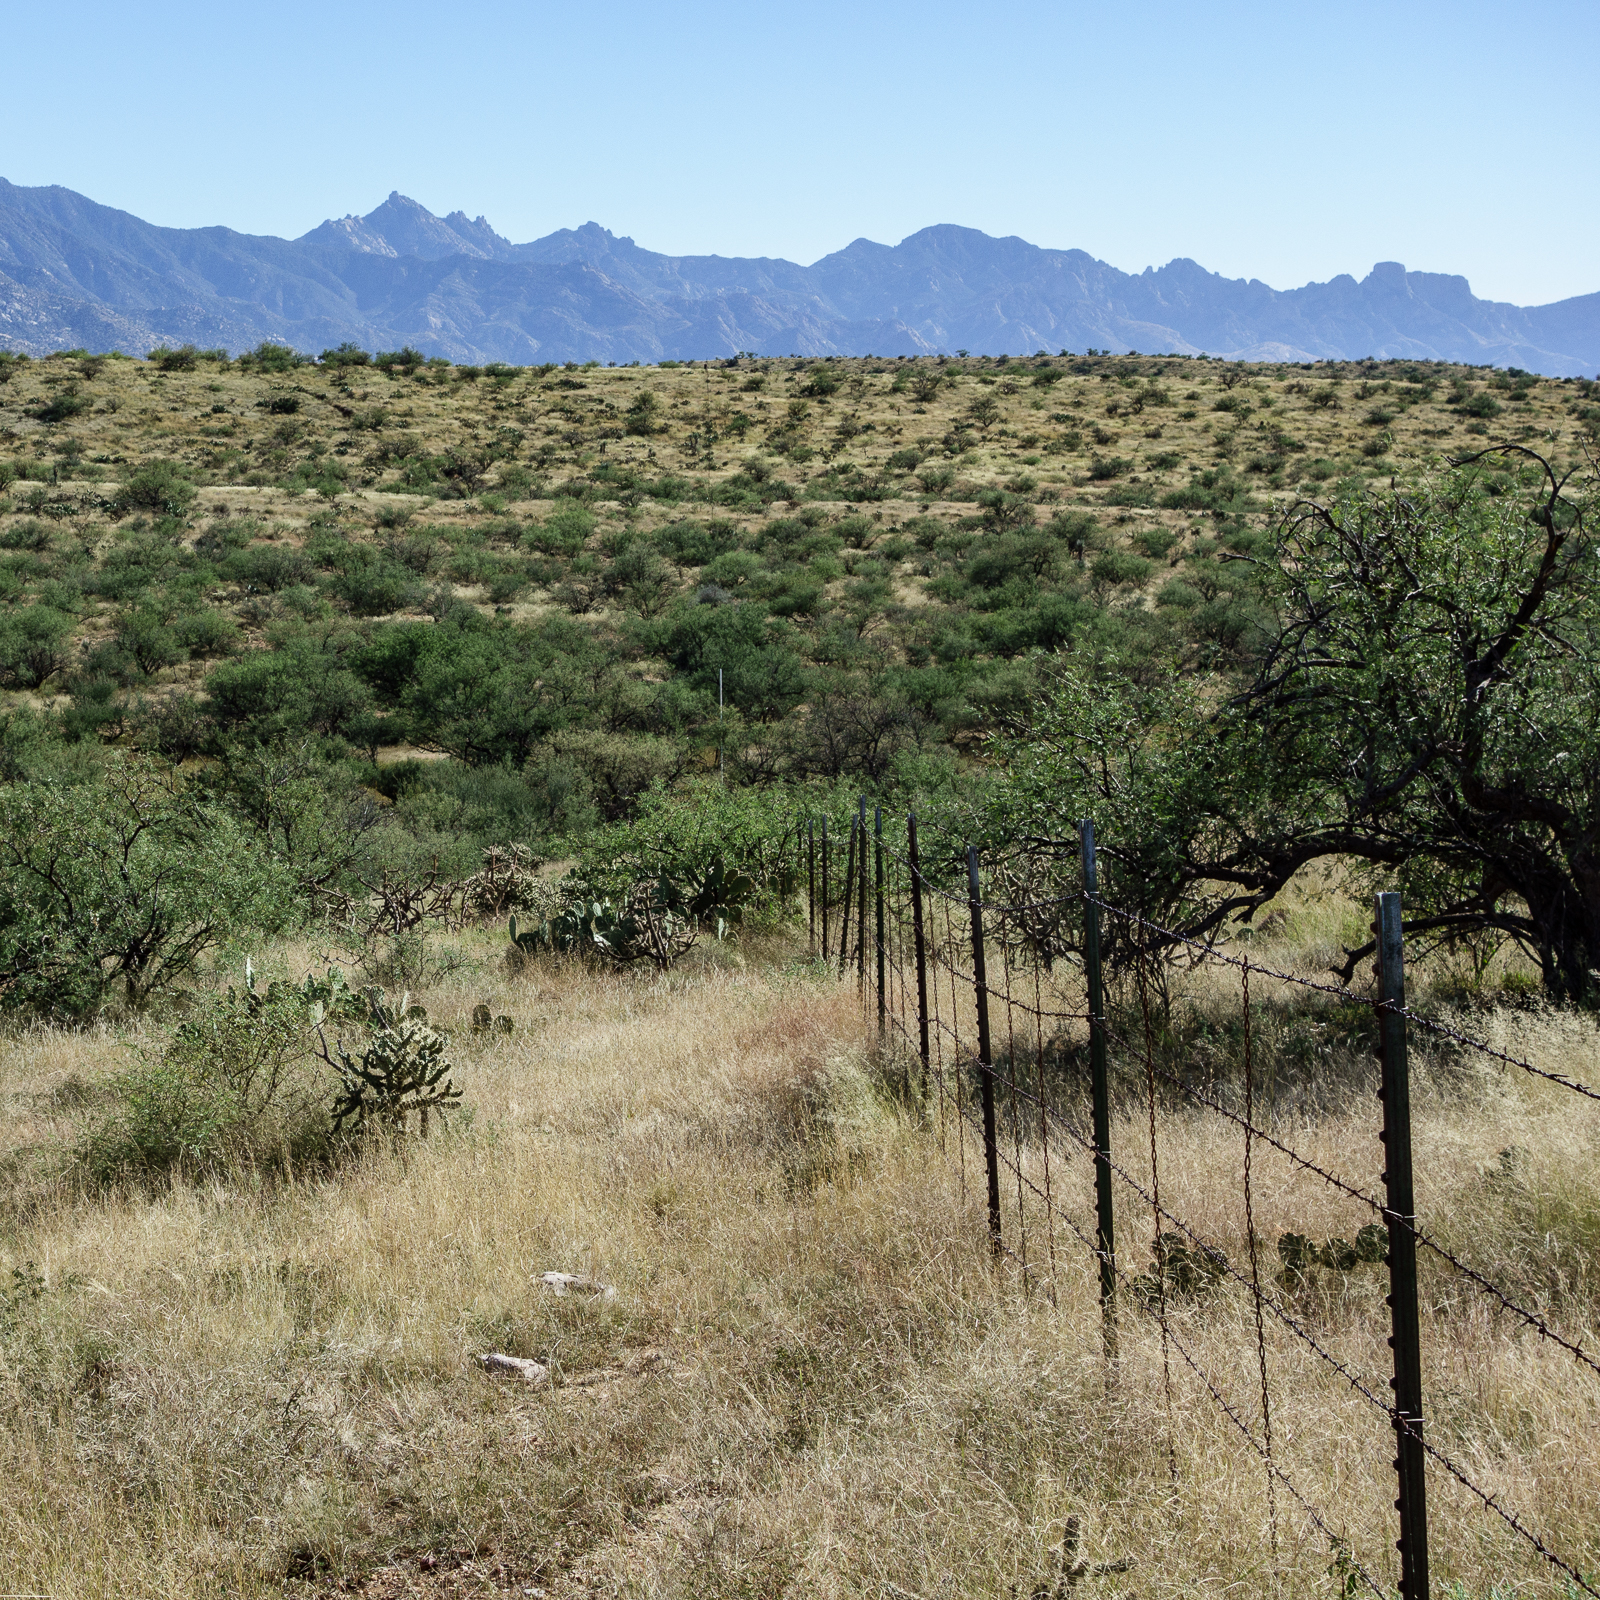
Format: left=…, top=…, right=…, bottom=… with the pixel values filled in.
left=1, top=934, right=1598, bottom=1598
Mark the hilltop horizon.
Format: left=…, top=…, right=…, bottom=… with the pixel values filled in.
left=2, top=178, right=1598, bottom=374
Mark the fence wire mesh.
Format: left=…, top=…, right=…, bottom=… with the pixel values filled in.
left=795, top=805, right=1600, bottom=1598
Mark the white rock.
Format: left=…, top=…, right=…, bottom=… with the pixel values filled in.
left=538, top=1271, right=616, bottom=1300
left=478, top=1352, right=549, bottom=1384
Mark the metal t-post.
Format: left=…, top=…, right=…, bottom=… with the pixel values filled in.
left=875, top=805, right=886, bottom=1044
left=807, top=819, right=816, bottom=957
left=908, top=813, right=931, bottom=1103
left=820, top=817, right=829, bottom=962
left=1081, top=819, right=1118, bottom=1356
left=857, top=795, right=869, bottom=992
left=967, top=844, right=1002, bottom=1256
left=1376, top=892, right=1429, bottom=1600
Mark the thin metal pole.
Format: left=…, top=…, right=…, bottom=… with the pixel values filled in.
left=909, top=813, right=931, bottom=1104
left=1376, top=892, right=1429, bottom=1600
left=807, top=819, right=816, bottom=957
left=1081, top=819, right=1118, bottom=1357
left=857, top=795, right=869, bottom=992
left=820, top=817, right=829, bottom=962
left=967, top=844, right=1002, bottom=1257
left=837, top=817, right=857, bottom=980
left=875, top=804, right=886, bottom=1043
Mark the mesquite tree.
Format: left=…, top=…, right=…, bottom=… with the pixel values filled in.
left=987, top=450, right=1600, bottom=1000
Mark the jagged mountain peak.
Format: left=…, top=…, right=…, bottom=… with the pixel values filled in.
left=0, top=177, right=1595, bottom=370
left=299, top=192, right=514, bottom=261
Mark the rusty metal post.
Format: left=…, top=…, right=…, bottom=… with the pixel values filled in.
left=820, top=816, right=829, bottom=962
left=857, top=795, right=869, bottom=992
left=967, top=844, right=1002, bottom=1256
left=1376, top=892, right=1430, bottom=1600
left=807, top=819, right=816, bottom=958
left=875, top=805, right=886, bottom=1041
left=1081, top=819, right=1118, bottom=1356
left=909, top=813, right=931, bottom=1104
left=837, top=816, right=857, bottom=979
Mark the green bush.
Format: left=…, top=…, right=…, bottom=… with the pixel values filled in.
left=77, top=977, right=330, bottom=1182
left=575, top=779, right=801, bottom=918
left=525, top=498, right=595, bottom=556
left=112, top=459, right=196, bottom=518
left=0, top=605, right=76, bottom=688
left=0, top=759, right=298, bottom=1015
left=239, top=342, right=306, bottom=374
left=147, top=345, right=200, bottom=372
left=1090, top=550, right=1155, bottom=586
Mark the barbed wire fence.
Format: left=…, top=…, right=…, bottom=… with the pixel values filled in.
left=792, top=805, right=1600, bottom=1599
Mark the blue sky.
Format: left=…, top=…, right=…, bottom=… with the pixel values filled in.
left=3, top=0, right=1596, bottom=306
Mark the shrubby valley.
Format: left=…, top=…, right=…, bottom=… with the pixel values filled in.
left=1, top=339, right=1598, bottom=1598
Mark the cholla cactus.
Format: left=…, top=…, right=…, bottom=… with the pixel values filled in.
left=314, top=986, right=462, bottom=1134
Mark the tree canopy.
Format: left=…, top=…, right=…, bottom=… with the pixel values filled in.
left=985, top=451, right=1600, bottom=999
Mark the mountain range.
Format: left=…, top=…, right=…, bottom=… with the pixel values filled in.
left=1, top=179, right=1596, bottom=374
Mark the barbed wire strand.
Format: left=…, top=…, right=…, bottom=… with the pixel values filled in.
left=870, top=835, right=1600, bottom=1596
left=947, top=1099, right=1389, bottom=1600
left=1094, top=995, right=1600, bottom=1389
left=1089, top=895, right=1600, bottom=1104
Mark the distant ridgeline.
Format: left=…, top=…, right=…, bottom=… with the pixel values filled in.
left=0, top=179, right=1597, bottom=373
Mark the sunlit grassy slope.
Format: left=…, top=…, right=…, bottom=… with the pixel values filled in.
left=1, top=917, right=1597, bottom=1599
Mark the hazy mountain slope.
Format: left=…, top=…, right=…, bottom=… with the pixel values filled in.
left=0, top=180, right=1594, bottom=372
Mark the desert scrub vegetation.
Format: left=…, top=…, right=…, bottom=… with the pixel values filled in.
left=0, top=917, right=1597, bottom=1598
left=1, top=340, right=1599, bottom=1592
left=0, top=346, right=1591, bottom=815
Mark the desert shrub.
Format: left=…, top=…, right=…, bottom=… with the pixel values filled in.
left=374, top=346, right=426, bottom=374
left=27, top=386, right=89, bottom=425
left=525, top=498, right=595, bottom=556
left=174, top=606, right=239, bottom=659
left=625, top=390, right=663, bottom=436
left=111, top=459, right=196, bottom=519
left=113, top=608, right=183, bottom=676
left=1090, top=550, right=1154, bottom=586
left=320, top=343, right=372, bottom=369
left=574, top=778, right=802, bottom=919
left=0, top=605, right=76, bottom=688
left=226, top=542, right=312, bottom=591
left=146, top=344, right=199, bottom=372
left=0, top=759, right=298, bottom=1015
left=239, top=342, right=306, bottom=374
left=77, top=977, right=331, bottom=1182
left=332, top=556, right=425, bottom=616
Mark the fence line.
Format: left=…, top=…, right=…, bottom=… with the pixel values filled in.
left=792, top=805, right=1600, bottom=1599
